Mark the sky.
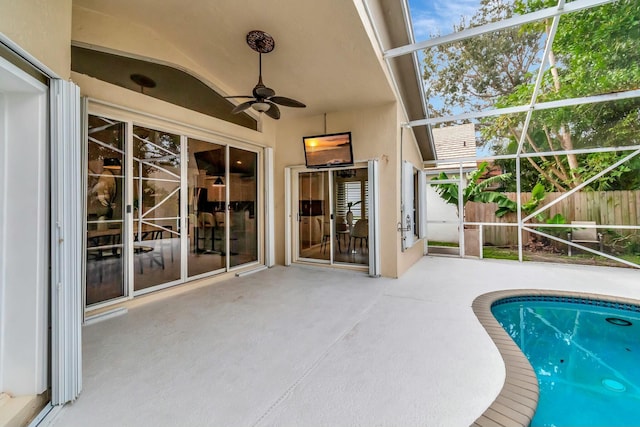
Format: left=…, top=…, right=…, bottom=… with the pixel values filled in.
left=407, top=0, right=481, bottom=41
left=407, top=0, right=495, bottom=158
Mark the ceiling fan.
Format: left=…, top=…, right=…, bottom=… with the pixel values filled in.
left=225, top=30, right=306, bottom=120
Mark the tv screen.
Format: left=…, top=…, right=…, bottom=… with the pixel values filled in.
left=302, top=132, right=353, bottom=168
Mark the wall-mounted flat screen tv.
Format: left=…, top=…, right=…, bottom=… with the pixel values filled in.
left=302, top=132, right=353, bottom=168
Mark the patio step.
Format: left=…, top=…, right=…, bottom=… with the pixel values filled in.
left=428, top=246, right=460, bottom=256
left=0, top=393, right=41, bottom=427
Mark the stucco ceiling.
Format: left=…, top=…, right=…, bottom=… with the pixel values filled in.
left=72, top=0, right=399, bottom=121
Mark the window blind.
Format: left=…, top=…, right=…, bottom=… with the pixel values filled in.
left=336, top=180, right=368, bottom=222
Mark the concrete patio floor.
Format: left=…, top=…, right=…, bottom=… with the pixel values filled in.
left=49, top=257, right=640, bottom=427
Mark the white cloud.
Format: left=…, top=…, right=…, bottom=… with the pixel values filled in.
left=411, top=15, right=442, bottom=39
left=410, top=0, right=480, bottom=40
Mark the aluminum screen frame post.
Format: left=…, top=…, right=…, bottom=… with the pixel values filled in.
left=50, top=79, right=83, bottom=404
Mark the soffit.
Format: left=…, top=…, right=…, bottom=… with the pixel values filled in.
left=72, top=0, right=397, bottom=121
left=366, top=0, right=433, bottom=160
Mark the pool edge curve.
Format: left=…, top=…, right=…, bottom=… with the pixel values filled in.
left=471, top=289, right=640, bottom=427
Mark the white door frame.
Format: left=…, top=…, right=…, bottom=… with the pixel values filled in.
left=85, top=106, right=266, bottom=306
left=2, top=33, right=84, bottom=407
left=287, top=164, right=377, bottom=270
left=0, top=55, right=56, bottom=399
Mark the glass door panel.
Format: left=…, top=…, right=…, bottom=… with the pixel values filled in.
left=187, top=138, right=226, bottom=276
left=298, top=171, right=330, bottom=261
left=86, top=115, right=126, bottom=305
left=132, top=125, right=181, bottom=291
left=229, top=147, right=258, bottom=268
left=87, top=117, right=266, bottom=303
left=333, top=168, right=369, bottom=266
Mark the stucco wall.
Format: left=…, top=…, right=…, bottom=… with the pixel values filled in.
left=72, top=6, right=240, bottom=101
left=274, top=103, right=403, bottom=277
left=395, top=105, right=425, bottom=277
left=73, top=72, right=273, bottom=148
left=0, top=0, right=72, bottom=78
left=72, top=5, right=428, bottom=279
left=426, top=185, right=459, bottom=243
left=71, top=6, right=274, bottom=147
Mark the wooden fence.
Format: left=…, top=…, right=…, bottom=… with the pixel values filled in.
left=465, top=190, right=640, bottom=246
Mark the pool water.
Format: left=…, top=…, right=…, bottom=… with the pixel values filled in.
left=491, top=297, right=640, bottom=427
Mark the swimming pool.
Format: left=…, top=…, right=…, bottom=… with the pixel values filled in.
left=491, top=296, right=640, bottom=427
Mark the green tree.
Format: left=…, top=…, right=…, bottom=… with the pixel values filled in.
left=424, top=0, right=640, bottom=191
left=423, top=0, right=541, bottom=116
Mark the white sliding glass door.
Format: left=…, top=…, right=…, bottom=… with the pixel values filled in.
left=132, top=125, right=182, bottom=292
left=294, top=166, right=370, bottom=267
left=86, top=116, right=127, bottom=305
left=85, top=113, right=262, bottom=307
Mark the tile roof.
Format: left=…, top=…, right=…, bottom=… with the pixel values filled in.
left=432, top=123, right=477, bottom=160
left=427, top=123, right=477, bottom=170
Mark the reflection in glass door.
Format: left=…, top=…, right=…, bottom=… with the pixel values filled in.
left=187, top=139, right=227, bottom=277
left=298, top=171, right=330, bottom=261
left=229, top=147, right=258, bottom=268
left=86, top=115, right=126, bottom=305
left=86, top=116, right=263, bottom=305
left=333, top=168, right=368, bottom=265
left=187, top=141, right=259, bottom=275
left=296, top=168, right=369, bottom=266
left=132, top=125, right=181, bottom=291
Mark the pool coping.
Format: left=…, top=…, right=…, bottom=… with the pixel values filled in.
left=471, top=289, right=640, bottom=427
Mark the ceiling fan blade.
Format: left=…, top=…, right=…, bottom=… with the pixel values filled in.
left=224, top=95, right=254, bottom=99
left=255, top=85, right=275, bottom=98
left=264, top=102, right=281, bottom=120
left=269, top=96, right=306, bottom=108
left=232, top=101, right=255, bottom=114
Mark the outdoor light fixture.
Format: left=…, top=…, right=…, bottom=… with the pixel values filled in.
left=130, top=73, right=156, bottom=94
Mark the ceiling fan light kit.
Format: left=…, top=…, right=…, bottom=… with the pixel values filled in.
left=225, top=30, right=306, bottom=120
left=252, top=102, right=271, bottom=112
